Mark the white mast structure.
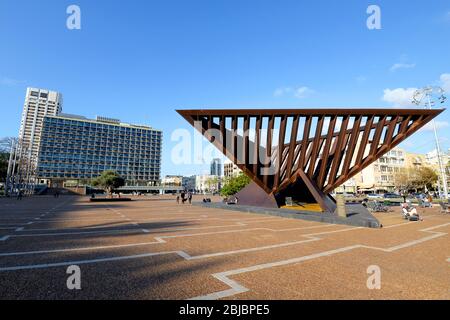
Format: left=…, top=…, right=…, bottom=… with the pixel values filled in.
left=412, top=86, right=448, bottom=200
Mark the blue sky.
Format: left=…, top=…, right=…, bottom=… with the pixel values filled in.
left=1, top=0, right=449, bottom=176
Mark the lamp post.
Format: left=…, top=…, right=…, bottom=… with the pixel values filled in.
left=412, top=86, right=448, bottom=200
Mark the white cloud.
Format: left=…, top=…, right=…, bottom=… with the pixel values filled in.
left=294, top=86, right=315, bottom=99
left=382, top=88, right=417, bottom=107
left=382, top=72, right=450, bottom=107
left=273, top=87, right=292, bottom=97
left=390, top=63, right=416, bottom=72
left=439, top=73, right=450, bottom=92
left=420, top=120, right=449, bottom=132
left=446, top=11, right=450, bottom=20
left=0, top=76, right=24, bottom=86
left=274, top=86, right=315, bottom=99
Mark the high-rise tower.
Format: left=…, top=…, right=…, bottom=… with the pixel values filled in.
left=18, top=87, right=63, bottom=160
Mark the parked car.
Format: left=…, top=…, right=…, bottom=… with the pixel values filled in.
left=365, top=200, right=389, bottom=212
left=384, top=193, right=400, bottom=199
left=367, top=193, right=381, bottom=199
left=343, top=193, right=357, bottom=198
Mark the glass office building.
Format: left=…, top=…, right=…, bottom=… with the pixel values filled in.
left=36, top=114, right=162, bottom=186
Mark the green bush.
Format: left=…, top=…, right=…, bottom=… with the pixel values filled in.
left=91, top=170, right=125, bottom=195
left=220, top=173, right=250, bottom=197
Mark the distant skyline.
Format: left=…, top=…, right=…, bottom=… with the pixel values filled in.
left=1, top=0, right=449, bottom=176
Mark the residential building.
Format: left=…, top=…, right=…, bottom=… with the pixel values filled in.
left=425, top=149, right=449, bottom=195
left=425, top=149, right=449, bottom=167
left=18, top=88, right=63, bottom=160
left=195, top=174, right=219, bottom=193
left=352, top=147, right=406, bottom=193
left=405, top=152, right=427, bottom=169
left=224, top=159, right=242, bottom=178
left=162, top=175, right=182, bottom=187
left=16, top=88, right=62, bottom=182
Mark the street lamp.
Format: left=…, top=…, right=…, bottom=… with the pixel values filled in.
left=412, top=86, right=448, bottom=200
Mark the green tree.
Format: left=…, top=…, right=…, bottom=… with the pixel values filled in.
left=91, top=170, right=125, bottom=196
left=411, top=166, right=438, bottom=191
left=220, top=173, right=250, bottom=197
left=0, top=137, right=16, bottom=184
left=205, top=176, right=219, bottom=192
left=393, top=167, right=415, bottom=191
left=0, top=152, right=9, bottom=183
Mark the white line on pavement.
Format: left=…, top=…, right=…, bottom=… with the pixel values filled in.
left=3, top=228, right=149, bottom=238
left=0, top=223, right=339, bottom=257
left=189, top=222, right=450, bottom=300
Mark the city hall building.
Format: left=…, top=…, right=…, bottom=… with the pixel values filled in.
left=36, top=114, right=162, bottom=187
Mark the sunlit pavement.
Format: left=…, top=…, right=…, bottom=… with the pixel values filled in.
left=0, top=195, right=448, bottom=300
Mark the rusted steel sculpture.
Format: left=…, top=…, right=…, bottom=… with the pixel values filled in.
left=177, top=108, right=444, bottom=213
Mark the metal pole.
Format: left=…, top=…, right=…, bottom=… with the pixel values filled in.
left=6, top=139, right=15, bottom=196
left=426, top=93, right=448, bottom=199
left=10, top=139, right=19, bottom=195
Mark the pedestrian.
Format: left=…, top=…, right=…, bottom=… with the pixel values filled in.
left=17, top=190, right=23, bottom=200
left=188, top=192, right=192, bottom=204
left=181, top=191, right=187, bottom=204
left=176, top=194, right=180, bottom=204
left=401, top=191, right=407, bottom=203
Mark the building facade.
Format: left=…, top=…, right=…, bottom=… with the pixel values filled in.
left=36, top=114, right=162, bottom=187
left=334, top=147, right=407, bottom=194
left=210, top=158, right=222, bottom=176
left=162, top=175, right=183, bottom=187
left=182, top=175, right=196, bottom=192
left=425, top=149, right=449, bottom=167
left=223, top=159, right=242, bottom=178
left=195, top=174, right=219, bottom=193
left=335, top=147, right=450, bottom=194
left=18, top=88, right=63, bottom=162
left=405, top=152, right=427, bottom=169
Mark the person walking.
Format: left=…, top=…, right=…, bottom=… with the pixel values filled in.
left=176, top=194, right=180, bottom=204
left=17, top=190, right=23, bottom=200
left=427, top=193, right=433, bottom=208
left=181, top=191, right=187, bottom=204
left=188, top=192, right=192, bottom=204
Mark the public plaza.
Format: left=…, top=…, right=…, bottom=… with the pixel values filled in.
left=0, top=195, right=448, bottom=300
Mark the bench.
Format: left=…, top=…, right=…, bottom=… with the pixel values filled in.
left=438, top=202, right=450, bottom=214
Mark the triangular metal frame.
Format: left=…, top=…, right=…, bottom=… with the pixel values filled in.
left=178, top=108, right=445, bottom=213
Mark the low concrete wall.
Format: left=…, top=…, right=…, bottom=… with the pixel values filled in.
left=89, top=198, right=132, bottom=202
left=195, top=202, right=381, bottom=228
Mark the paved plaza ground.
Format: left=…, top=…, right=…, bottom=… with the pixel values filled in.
left=0, top=195, right=449, bottom=300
